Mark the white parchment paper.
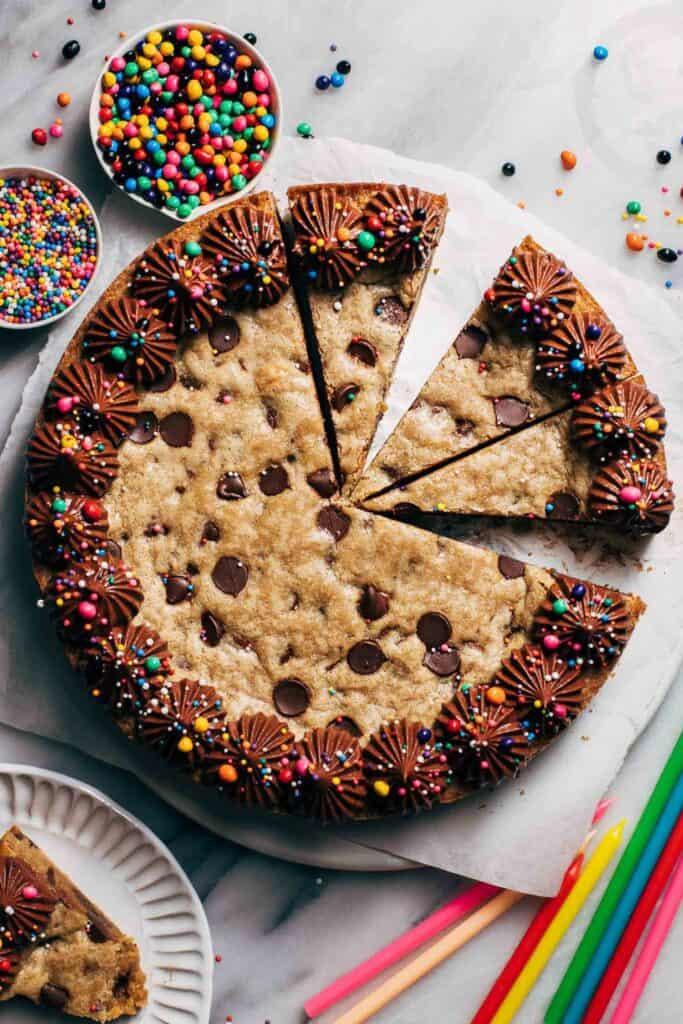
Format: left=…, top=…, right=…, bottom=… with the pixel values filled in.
left=1, top=137, right=681, bottom=896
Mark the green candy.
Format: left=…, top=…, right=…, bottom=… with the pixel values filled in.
left=187, top=195, right=200, bottom=209
left=177, top=203, right=192, bottom=218
left=184, top=241, right=202, bottom=256
left=145, top=656, right=161, bottom=673
left=111, top=345, right=127, bottom=363
left=52, top=498, right=67, bottom=513
left=231, top=102, right=245, bottom=116
left=165, top=195, right=180, bottom=210
left=626, top=200, right=641, bottom=215
left=181, top=155, right=195, bottom=170
left=142, top=68, right=158, bottom=84
left=124, top=61, right=139, bottom=77
left=152, top=150, right=166, bottom=166
left=552, top=599, right=568, bottom=615
left=219, top=100, right=233, bottom=114
left=243, top=127, right=254, bottom=140
left=358, top=230, right=376, bottom=251
left=296, top=122, right=313, bottom=138
left=137, top=176, right=152, bottom=191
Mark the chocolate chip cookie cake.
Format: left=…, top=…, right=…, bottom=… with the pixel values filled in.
left=25, top=185, right=664, bottom=824
left=0, top=825, right=146, bottom=1020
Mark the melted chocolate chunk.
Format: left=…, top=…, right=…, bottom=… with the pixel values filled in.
left=317, top=505, right=351, bottom=541
left=392, top=502, right=420, bottom=518
left=358, top=584, right=390, bottom=621
left=148, top=363, right=177, bottom=392
left=40, top=984, right=69, bottom=1010
left=201, top=610, right=225, bottom=647
left=498, top=555, right=525, bottom=579
left=332, top=382, right=359, bottom=413
left=266, top=406, right=278, bottom=429
left=159, top=411, right=194, bottom=447
left=423, top=645, right=461, bottom=676
left=180, top=372, right=202, bottom=391
left=86, top=922, right=108, bottom=944
left=201, top=520, right=220, bottom=543
left=259, top=463, right=290, bottom=496
left=217, top=472, right=247, bottom=500
left=306, top=468, right=337, bottom=498
left=347, top=337, right=378, bottom=366
left=376, top=295, right=408, bottom=325
left=347, top=640, right=386, bottom=675
left=129, top=411, right=158, bottom=444
left=212, top=556, right=248, bottom=596
left=273, top=678, right=311, bottom=717
left=546, top=491, right=580, bottom=520
left=164, top=573, right=193, bottom=604
left=209, top=316, right=241, bottom=353
left=493, top=397, right=530, bottom=427
left=454, top=324, right=487, bottom=359
left=417, top=612, right=452, bottom=648
left=327, top=715, right=362, bottom=738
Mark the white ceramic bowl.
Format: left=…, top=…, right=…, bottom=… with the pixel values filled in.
left=89, top=20, right=283, bottom=223
left=0, top=166, right=102, bottom=332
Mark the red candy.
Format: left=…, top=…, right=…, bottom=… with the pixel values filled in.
left=31, top=128, right=47, bottom=146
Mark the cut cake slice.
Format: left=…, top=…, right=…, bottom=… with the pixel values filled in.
left=0, top=825, right=146, bottom=1020
left=288, top=182, right=447, bottom=493
left=353, top=235, right=639, bottom=503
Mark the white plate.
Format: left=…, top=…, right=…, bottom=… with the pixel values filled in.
left=0, top=764, right=213, bottom=1024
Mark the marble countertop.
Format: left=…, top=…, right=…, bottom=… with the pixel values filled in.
left=1, top=0, right=681, bottom=1020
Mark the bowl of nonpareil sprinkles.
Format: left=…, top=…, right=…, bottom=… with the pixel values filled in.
left=90, top=21, right=281, bottom=221
left=0, top=168, right=101, bottom=330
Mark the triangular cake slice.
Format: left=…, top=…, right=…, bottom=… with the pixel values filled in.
left=0, top=825, right=146, bottom=1020
left=362, top=380, right=674, bottom=533
left=288, top=182, right=447, bottom=492
left=353, top=236, right=639, bottom=503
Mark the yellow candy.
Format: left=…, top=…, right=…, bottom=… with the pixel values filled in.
left=197, top=114, right=212, bottom=132
left=142, top=43, right=157, bottom=58
left=373, top=780, right=390, bottom=799
left=644, top=417, right=660, bottom=434
left=155, top=116, right=168, bottom=131
left=187, top=28, right=203, bottom=46
left=205, top=53, right=219, bottom=67
left=255, top=105, right=267, bottom=117
left=194, top=716, right=210, bottom=734
left=187, top=80, right=202, bottom=101
left=159, top=40, right=174, bottom=56
left=177, top=736, right=194, bottom=754
left=128, top=137, right=142, bottom=150
left=191, top=45, right=206, bottom=61
left=253, top=125, right=268, bottom=142
left=147, top=29, right=162, bottom=45
left=233, top=138, right=247, bottom=153
left=228, top=163, right=241, bottom=177
left=157, top=179, right=169, bottom=192
left=137, top=56, right=151, bottom=71
left=213, top=154, right=226, bottom=166
left=102, top=71, right=116, bottom=88
left=140, top=126, right=154, bottom=140
left=156, top=133, right=167, bottom=146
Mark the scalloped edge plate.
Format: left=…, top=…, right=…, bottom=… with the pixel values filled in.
left=0, top=764, right=212, bottom=1024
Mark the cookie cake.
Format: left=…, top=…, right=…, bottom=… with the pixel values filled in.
left=25, top=184, right=672, bottom=823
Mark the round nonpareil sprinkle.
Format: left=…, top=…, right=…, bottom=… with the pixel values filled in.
left=0, top=176, right=98, bottom=325
left=96, top=25, right=277, bottom=217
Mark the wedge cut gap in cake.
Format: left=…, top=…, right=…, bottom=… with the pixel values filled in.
left=288, top=182, right=448, bottom=493
left=353, top=236, right=640, bottom=503
left=363, top=377, right=674, bottom=534
left=0, top=825, right=146, bottom=1021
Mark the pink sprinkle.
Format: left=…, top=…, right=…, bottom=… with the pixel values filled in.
left=294, top=757, right=309, bottom=777
left=543, top=634, right=561, bottom=651
left=57, top=397, right=74, bottom=414
left=78, top=600, right=97, bottom=621
left=32, top=50, right=39, bottom=59
left=21, top=885, right=39, bottom=899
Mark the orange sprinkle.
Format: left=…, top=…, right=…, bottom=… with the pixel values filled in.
left=555, top=188, right=564, bottom=197
left=626, top=232, right=645, bottom=252
left=560, top=149, right=577, bottom=170
left=517, top=201, right=526, bottom=209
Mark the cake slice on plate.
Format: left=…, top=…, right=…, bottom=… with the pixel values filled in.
left=288, top=182, right=447, bottom=493
left=353, top=236, right=640, bottom=503
left=0, top=825, right=146, bottom=1020
left=361, top=379, right=673, bottom=533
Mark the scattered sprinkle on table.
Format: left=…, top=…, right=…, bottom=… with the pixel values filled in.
left=593, top=44, right=608, bottom=61
left=96, top=24, right=277, bottom=217
left=560, top=149, right=577, bottom=170
left=62, top=39, right=80, bottom=60
left=501, top=161, right=516, bottom=177
left=656, top=149, right=671, bottom=165
left=0, top=175, right=98, bottom=326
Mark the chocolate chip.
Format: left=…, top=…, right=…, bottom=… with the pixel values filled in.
left=209, top=315, right=240, bottom=353
left=186, top=561, right=200, bottom=576
left=164, top=573, right=193, bottom=604
left=358, top=584, right=390, bottom=621
left=327, top=715, right=362, bottom=738
left=417, top=612, right=452, bottom=648
left=259, top=463, right=290, bottom=496
left=423, top=646, right=461, bottom=676
left=498, top=555, right=525, bottom=579
left=180, top=372, right=202, bottom=391
left=201, top=610, right=225, bottom=647
left=456, top=418, right=475, bottom=435
left=266, top=406, right=278, bottom=428
left=347, top=640, right=386, bottom=675
left=272, top=678, right=311, bottom=717
left=376, top=295, right=408, bottom=325
left=217, top=472, right=247, bottom=500
left=159, top=411, right=194, bottom=447
left=547, top=491, right=580, bottom=520
left=317, top=505, right=351, bottom=541
left=212, top=556, right=248, bottom=596
left=201, top=520, right=220, bottom=543
left=493, top=397, right=530, bottom=428
left=129, top=411, right=158, bottom=444
left=307, top=468, right=337, bottom=498
left=87, top=922, right=107, bottom=944
left=40, top=984, right=69, bottom=1010
left=332, top=382, right=359, bottom=412
left=347, top=337, right=378, bottom=366
left=454, top=323, right=488, bottom=359
left=149, top=364, right=177, bottom=392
